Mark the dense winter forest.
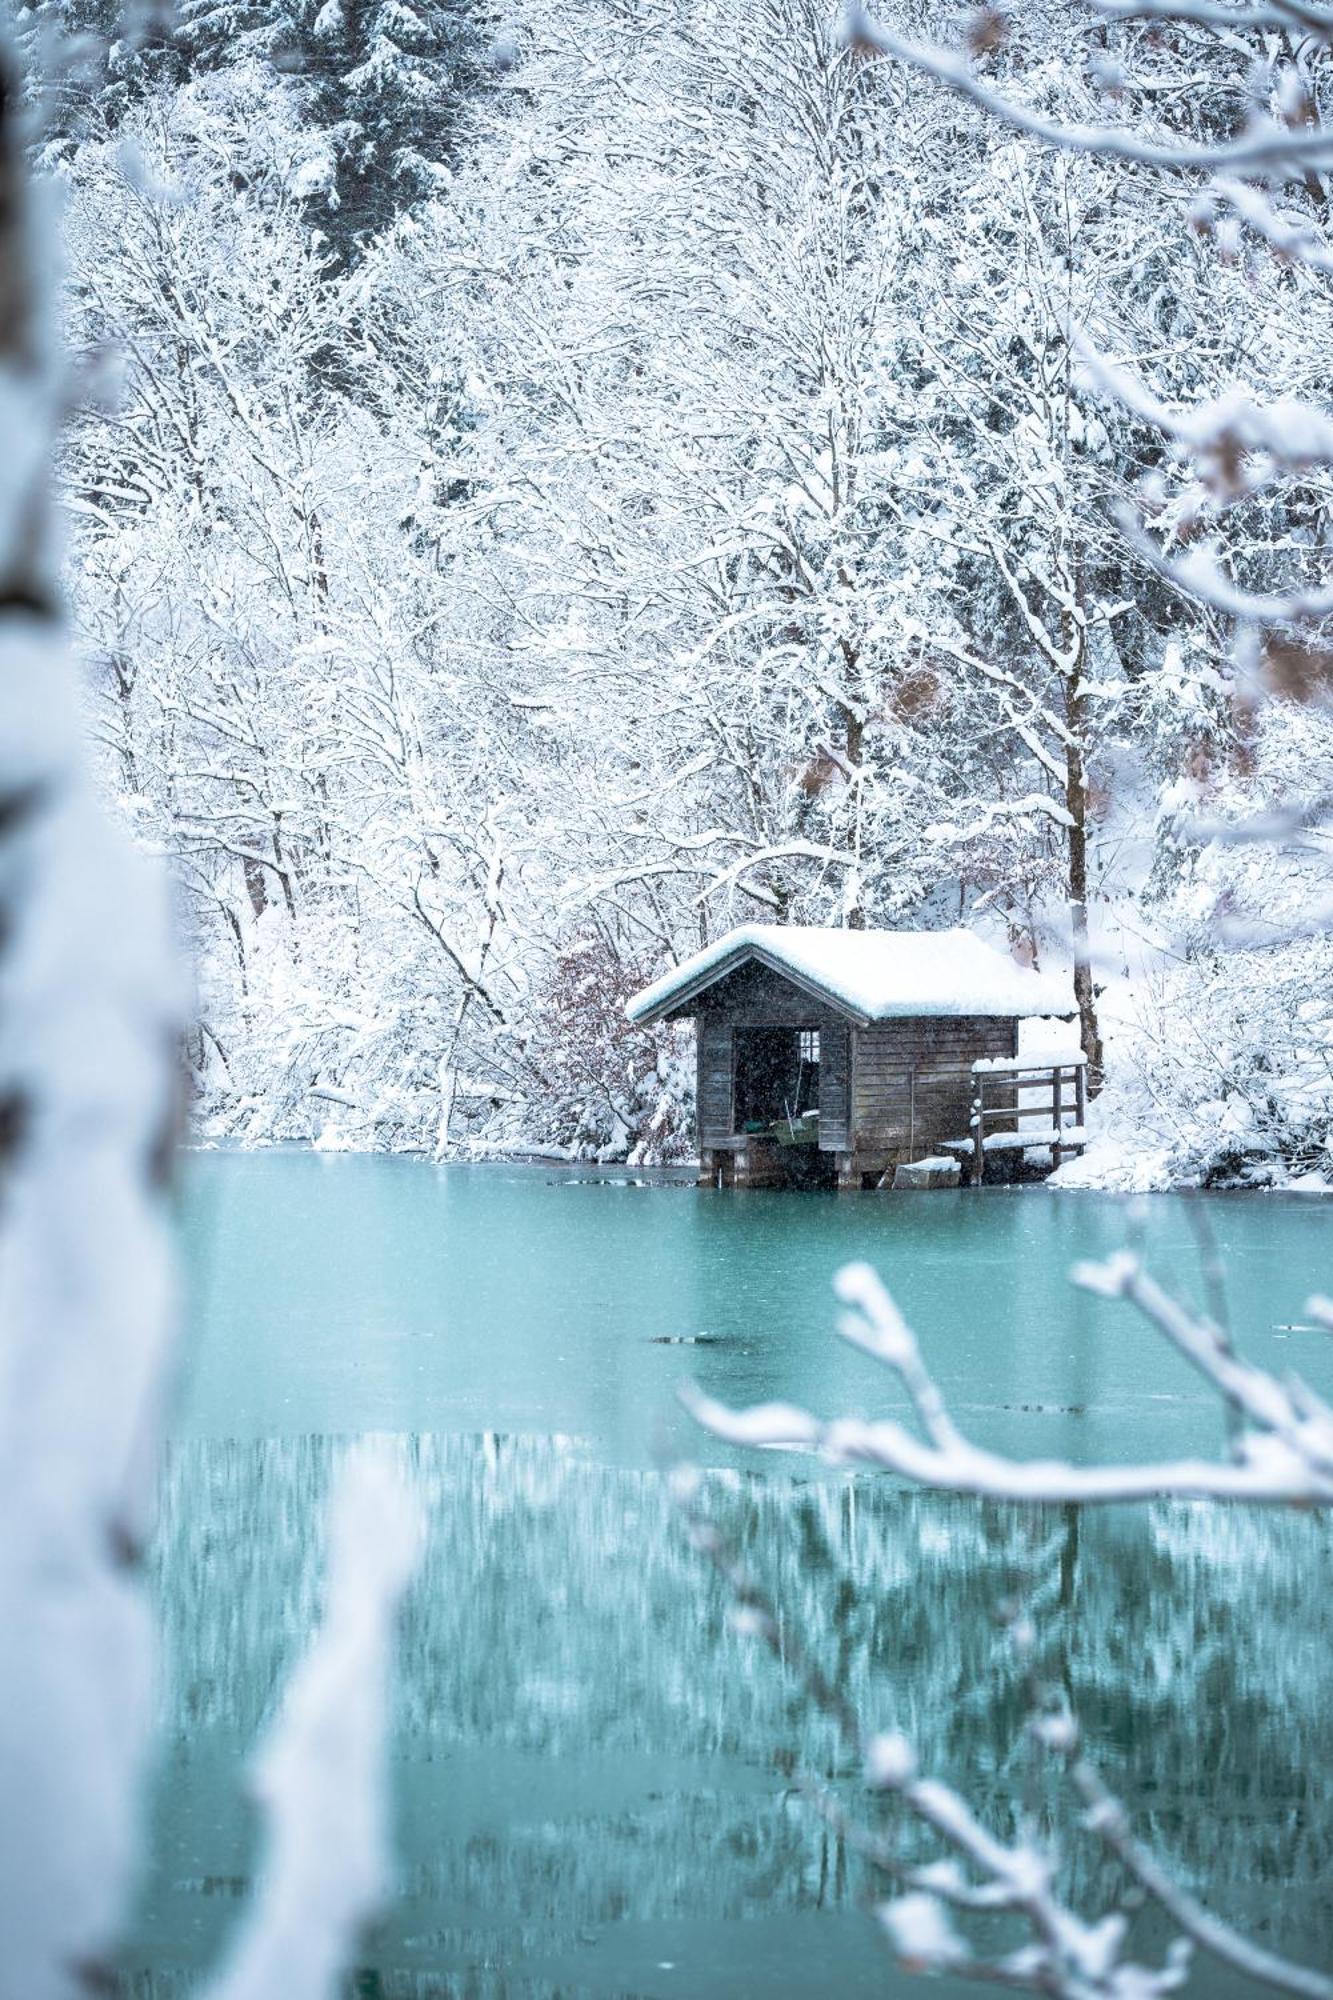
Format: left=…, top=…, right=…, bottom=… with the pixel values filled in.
left=9, top=8, right=1333, bottom=1998
left=29, top=0, right=1333, bottom=1180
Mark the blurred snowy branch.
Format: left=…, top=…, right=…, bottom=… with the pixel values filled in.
left=1073, top=341, right=1333, bottom=495
left=847, top=0, right=1333, bottom=642
left=844, top=4, right=1333, bottom=171
left=1086, top=0, right=1333, bottom=33
left=1211, top=176, right=1333, bottom=274
left=681, top=1249, right=1333, bottom=1992
left=205, top=1445, right=425, bottom=2000
left=674, top=1438, right=1333, bottom=1998
left=686, top=1258, right=1333, bottom=1504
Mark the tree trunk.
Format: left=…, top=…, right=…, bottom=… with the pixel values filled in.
left=844, top=702, right=865, bottom=930
left=1063, top=675, right=1103, bottom=1094
left=243, top=854, right=269, bottom=920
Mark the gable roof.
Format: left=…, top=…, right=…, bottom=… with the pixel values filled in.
left=626, top=924, right=1070, bottom=1027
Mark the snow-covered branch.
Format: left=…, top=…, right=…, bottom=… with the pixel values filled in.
left=204, top=1446, right=425, bottom=2000
left=1087, top=0, right=1333, bottom=32
left=679, top=1237, right=1333, bottom=1992
left=673, top=1455, right=1333, bottom=1997
left=1211, top=177, right=1333, bottom=275
left=1076, top=337, right=1333, bottom=496
left=685, top=1257, right=1333, bottom=1505
left=844, top=5, right=1333, bottom=173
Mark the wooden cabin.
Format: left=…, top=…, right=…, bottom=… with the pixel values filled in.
left=627, top=925, right=1074, bottom=1189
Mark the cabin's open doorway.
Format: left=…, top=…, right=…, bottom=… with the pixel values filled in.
left=733, top=1026, right=820, bottom=1128
left=729, top=1025, right=835, bottom=1187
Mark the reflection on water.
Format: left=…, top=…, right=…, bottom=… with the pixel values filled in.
left=122, top=1430, right=1333, bottom=1997
left=116, top=1157, right=1333, bottom=1995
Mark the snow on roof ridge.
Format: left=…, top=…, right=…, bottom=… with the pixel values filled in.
left=626, top=923, right=1071, bottom=1024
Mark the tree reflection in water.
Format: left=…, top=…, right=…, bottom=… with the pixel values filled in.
left=122, top=1433, right=1332, bottom=1995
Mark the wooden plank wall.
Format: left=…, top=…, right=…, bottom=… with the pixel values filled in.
left=696, top=1013, right=734, bottom=1147
left=818, top=1023, right=851, bottom=1151
left=697, top=963, right=850, bottom=1027
left=851, top=1017, right=1017, bottom=1163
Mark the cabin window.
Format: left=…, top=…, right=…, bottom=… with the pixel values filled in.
left=799, top=1029, right=820, bottom=1065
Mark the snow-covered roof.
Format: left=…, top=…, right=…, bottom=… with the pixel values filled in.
left=626, top=925, right=1071, bottom=1026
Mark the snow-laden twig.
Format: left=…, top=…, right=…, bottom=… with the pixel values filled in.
left=843, top=6, right=1333, bottom=174
left=1175, top=794, right=1333, bottom=847
left=1056, top=338, right=1328, bottom=616
left=1128, top=541, right=1333, bottom=624
left=1212, top=178, right=1333, bottom=276
left=849, top=4, right=1333, bottom=643
left=926, top=792, right=1078, bottom=845
left=1075, top=338, right=1333, bottom=493
left=1060, top=1740, right=1333, bottom=1999
left=204, top=1442, right=426, bottom=2000
left=684, top=1258, right=1333, bottom=1504
left=672, top=1472, right=1217, bottom=1997
left=696, top=838, right=858, bottom=903
left=1086, top=0, right=1333, bottom=35
left=678, top=1247, right=1333, bottom=1996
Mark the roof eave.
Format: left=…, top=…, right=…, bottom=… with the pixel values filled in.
left=626, top=942, right=871, bottom=1028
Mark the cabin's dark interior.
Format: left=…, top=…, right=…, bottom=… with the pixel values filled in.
left=732, top=1026, right=821, bottom=1128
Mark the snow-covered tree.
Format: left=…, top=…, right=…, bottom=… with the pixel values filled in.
left=44, top=0, right=1333, bottom=1177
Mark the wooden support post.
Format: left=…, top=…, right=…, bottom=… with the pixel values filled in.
left=1076, top=1060, right=1087, bottom=1133
left=972, top=1077, right=985, bottom=1188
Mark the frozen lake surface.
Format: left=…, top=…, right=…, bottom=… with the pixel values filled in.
left=122, top=1153, right=1333, bottom=1996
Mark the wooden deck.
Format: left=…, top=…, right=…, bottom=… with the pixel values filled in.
left=940, top=1055, right=1088, bottom=1185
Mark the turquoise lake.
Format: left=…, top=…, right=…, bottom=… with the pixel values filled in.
left=121, top=1152, right=1333, bottom=1996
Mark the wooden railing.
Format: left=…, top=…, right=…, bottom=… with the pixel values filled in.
left=965, top=1054, right=1087, bottom=1185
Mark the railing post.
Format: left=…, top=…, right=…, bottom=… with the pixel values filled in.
left=972, top=1075, right=985, bottom=1188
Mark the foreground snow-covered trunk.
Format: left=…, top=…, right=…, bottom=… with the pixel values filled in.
left=0, top=619, right=181, bottom=1997
left=0, top=41, right=424, bottom=1997
left=0, top=623, right=427, bottom=1995
left=0, top=32, right=183, bottom=1990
